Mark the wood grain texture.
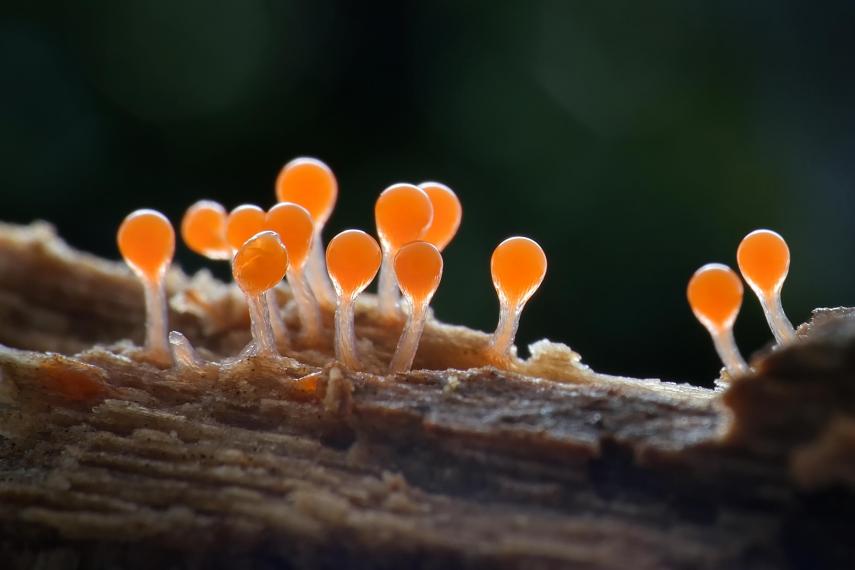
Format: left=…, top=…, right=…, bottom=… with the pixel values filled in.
left=1, top=222, right=854, bottom=569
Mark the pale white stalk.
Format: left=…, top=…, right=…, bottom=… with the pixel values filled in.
left=711, top=328, right=749, bottom=377
left=489, top=300, right=521, bottom=361
left=168, top=331, right=204, bottom=371
left=758, top=292, right=796, bottom=345
left=248, top=294, right=277, bottom=356
left=143, top=278, right=172, bottom=366
left=307, top=233, right=336, bottom=308
left=334, top=297, right=360, bottom=369
left=389, top=303, right=428, bottom=373
left=288, top=267, right=321, bottom=344
left=265, top=290, right=289, bottom=349
left=377, top=251, right=400, bottom=319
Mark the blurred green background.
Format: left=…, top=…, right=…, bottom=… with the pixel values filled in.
left=3, top=1, right=854, bottom=386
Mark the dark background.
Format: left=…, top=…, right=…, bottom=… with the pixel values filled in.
left=3, top=1, right=854, bottom=386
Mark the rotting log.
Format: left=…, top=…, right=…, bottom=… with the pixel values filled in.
left=1, top=222, right=854, bottom=569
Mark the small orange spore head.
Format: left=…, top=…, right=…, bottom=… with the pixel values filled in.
left=394, top=241, right=443, bottom=305
left=326, top=230, right=382, bottom=299
left=117, top=209, right=175, bottom=282
left=226, top=204, right=266, bottom=252
left=490, top=237, right=547, bottom=307
left=232, top=231, right=288, bottom=296
left=375, top=183, right=433, bottom=252
left=687, top=263, right=744, bottom=333
left=737, top=229, right=790, bottom=295
left=180, top=200, right=230, bottom=259
left=275, top=157, right=338, bottom=227
left=419, top=182, right=462, bottom=251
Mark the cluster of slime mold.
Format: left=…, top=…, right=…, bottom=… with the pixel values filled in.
left=118, top=157, right=546, bottom=374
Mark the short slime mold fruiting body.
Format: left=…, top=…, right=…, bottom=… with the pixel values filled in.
left=266, top=202, right=322, bottom=345
left=226, top=204, right=290, bottom=349
left=232, top=231, right=289, bottom=357
left=687, top=263, right=748, bottom=377
left=117, top=209, right=175, bottom=366
left=389, top=241, right=443, bottom=373
left=326, top=230, right=382, bottom=370
left=169, top=330, right=206, bottom=371
left=487, top=237, right=547, bottom=362
left=276, top=157, right=338, bottom=309
left=374, top=184, right=433, bottom=320
left=737, top=229, right=796, bottom=345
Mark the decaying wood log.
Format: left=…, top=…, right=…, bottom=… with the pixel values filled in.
left=1, top=221, right=854, bottom=569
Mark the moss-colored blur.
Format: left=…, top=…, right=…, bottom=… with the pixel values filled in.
left=3, top=1, right=854, bottom=385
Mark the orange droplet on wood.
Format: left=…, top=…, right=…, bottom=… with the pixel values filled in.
left=181, top=200, right=230, bottom=259
left=394, top=241, right=443, bottom=304
left=687, top=263, right=744, bottom=332
left=233, top=231, right=289, bottom=296
left=491, top=237, right=547, bottom=307
left=226, top=204, right=266, bottom=252
left=117, top=209, right=175, bottom=281
left=326, top=230, right=382, bottom=298
left=275, top=157, right=338, bottom=226
left=420, top=182, right=462, bottom=251
left=737, top=229, right=790, bottom=295
left=266, top=202, right=314, bottom=269
left=375, top=183, right=433, bottom=252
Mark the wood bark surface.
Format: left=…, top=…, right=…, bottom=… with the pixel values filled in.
left=1, top=222, right=854, bottom=569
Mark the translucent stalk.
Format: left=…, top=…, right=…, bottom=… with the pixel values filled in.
left=248, top=294, right=277, bottom=357
left=489, top=300, right=520, bottom=361
left=168, top=331, right=204, bottom=371
left=711, top=327, right=749, bottom=377
left=265, top=290, right=290, bottom=350
left=143, top=279, right=172, bottom=366
left=759, top=292, right=796, bottom=345
left=334, top=297, right=360, bottom=369
left=389, top=302, right=427, bottom=373
left=306, top=232, right=336, bottom=308
left=377, top=251, right=400, bottom=319
left=288, top=267, right=322, bottom=345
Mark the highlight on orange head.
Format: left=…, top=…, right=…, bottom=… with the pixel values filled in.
left=686, top=263, right=744, bottom=333
left=275, top=157, right=338, bottom=226
left=180, top=200, right=230, bottom=260
left=736, top=229, right=790, bottom=295
left=491, top=237, right=547, bottom=307
left=226, top=205, right=266, bottom=252
left=394, top=241, right=443, bottom=305
left=117, top=209, right=175, bottom=282
left=266, top=202, right=314, bottom=269
left=233, top=231, right=289, bottom=297
left=375, top=183, right=434, bottom=252
left=326, top=230, right=382, bottom=298
left=419, top=182, right=462, bottom=251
